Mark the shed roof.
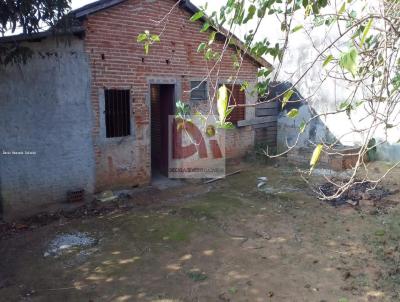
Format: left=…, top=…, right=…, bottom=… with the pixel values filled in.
left=0, top=0, right=271, bottom=68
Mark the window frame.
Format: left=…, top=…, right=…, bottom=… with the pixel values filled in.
left=104, top=89, right=132, bottom=138
left=190, top=80, right=208, bottom=101
left=218, top=83, right=246, bottom=125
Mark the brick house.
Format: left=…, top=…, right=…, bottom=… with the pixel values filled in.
left=0, top=0, right=271, bottom=220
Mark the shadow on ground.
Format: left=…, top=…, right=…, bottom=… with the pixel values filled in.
left=1, top=161, right=400, bottom=302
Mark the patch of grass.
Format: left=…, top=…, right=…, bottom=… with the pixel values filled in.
left=187, top=271, right=208, bottom=281
left=160, top=218, right=196, bottom=242
left=181, top=192, right=244, bottom=219
left=228, top=287, right=238, bottom=294
left=116, top=213, right=198, bottom=243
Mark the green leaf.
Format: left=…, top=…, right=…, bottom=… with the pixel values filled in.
left=339, top=48, right=358, bottom=76
left=144, top=43, right=149, bottom=55
left=291, top=25, right=304, bottom=33
left=287, top=108, right=299, bottom=118
left=151, top=34, right=160, bottom=42
left=190, top=11, right=204, bottom=22
left=338, top=2, right=346, bottom=15
left=137, top=33, right=147, bottom=42
left=197, top=42, right=206, bottom=52
left=360, top=18, right=373, bottom=48
left=282, top=89, right=294, bottom=109
left=339, top=101, right=350, bottom=110
left=323, top=54, right=334, bottom=67
left=205, top=48, right=213, bottom=60
left=208, top=31, right=217, bottom=45
left=392, top=73, right=400, bottom=91
left=338, top=299, right=349, bottom=302
left=240, top=81, right=249, bottom=91
left=220, top=122, right=235, bottom=129
left=201, top=22, right=211, bottom=32
left=257, top=68, right=273, bottom=78
left=243, top=5, right=256, bottom=24
left=310, top=144, right=323, bottom=173
left=299, top=121, right=307, bottom=133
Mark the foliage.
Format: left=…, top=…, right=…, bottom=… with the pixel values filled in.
left=217, top=85, right=235, bottom=129
left=175, top=100, right=191, bottom=120
left=0, top=0, right=72, bottom=65
left=0, top=0, right=71, bottom=35
left=139, top=0, right=400, bottom=198
left=187, top=271, right=208, bottom=282
left=137, top=31, right=160, bottom=55
left=339, top=48, right=358, bottom=76
left=287, top=108, right=299, bottom=118
left=310, top=144, right=323, bottom=174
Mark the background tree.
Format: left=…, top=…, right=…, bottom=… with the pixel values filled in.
left=0, top=0, right=71, bottom=65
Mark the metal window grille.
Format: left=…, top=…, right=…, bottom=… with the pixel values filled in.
left=190, top=81, right=207, bottom=100
left=105, top=89, right=131, bottom=138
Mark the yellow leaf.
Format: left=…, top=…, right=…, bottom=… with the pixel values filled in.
left=282, top=90, right=294, bottom=109
left=310, top=144, right=323, bottom=173
left=217, top=85, right=229, bottom=124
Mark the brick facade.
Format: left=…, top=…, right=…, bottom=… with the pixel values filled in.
left=84, top=0, right=261, bottom=191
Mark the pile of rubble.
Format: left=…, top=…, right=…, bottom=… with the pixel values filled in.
left=319, top=180, right=396, bottom=207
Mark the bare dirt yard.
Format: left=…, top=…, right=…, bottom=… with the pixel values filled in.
left=1, top=161, right=400, bottom=302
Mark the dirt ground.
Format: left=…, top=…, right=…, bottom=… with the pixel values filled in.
left=1, top=160, right=400, bottom=302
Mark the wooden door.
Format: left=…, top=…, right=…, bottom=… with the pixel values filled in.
left=151, top=84, right=175, bottom=176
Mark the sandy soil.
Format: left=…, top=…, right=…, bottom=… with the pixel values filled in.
left=1, top=161, right=400, bottom=302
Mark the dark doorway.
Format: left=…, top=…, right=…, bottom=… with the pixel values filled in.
left=150, top=84, right=175, bottom=176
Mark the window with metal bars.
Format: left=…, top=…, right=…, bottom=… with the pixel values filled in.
left=190, top=81, right=208, bottom=101
left=104, top=89, right=131, bottom=138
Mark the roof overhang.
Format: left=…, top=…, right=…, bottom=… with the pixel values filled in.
left=0, top=26, right=85, bottom=44
left=74, top=0, right=128, bottom=18
left=179, top=0, right=272, bottom=69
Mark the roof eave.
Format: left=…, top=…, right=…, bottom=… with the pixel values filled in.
left=74, top=0, right=128, bottom=19
left=180, top=0, right=272, bottom=69
left=0, top=26, right=85, bottom=44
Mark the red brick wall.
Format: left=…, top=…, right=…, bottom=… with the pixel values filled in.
left=84, top=0, right=260, bottom=191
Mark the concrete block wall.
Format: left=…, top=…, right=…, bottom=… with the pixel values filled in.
left=84, top=0, right=260, bottom=190
left=0, top=37, right=95, bottom=219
